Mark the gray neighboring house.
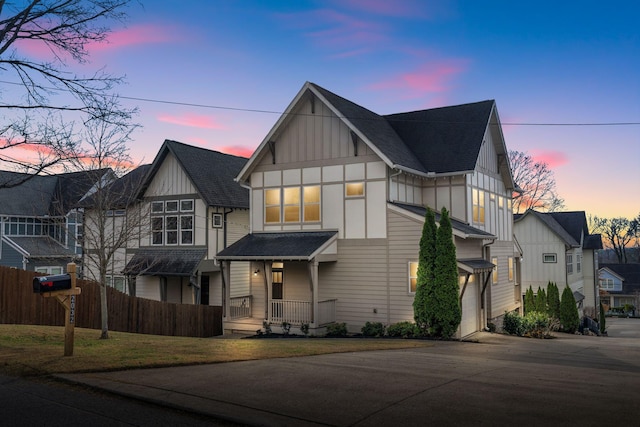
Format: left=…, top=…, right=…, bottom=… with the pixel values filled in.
left=0, top=169, right=112, bottom=274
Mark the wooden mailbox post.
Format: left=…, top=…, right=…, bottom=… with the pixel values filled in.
left=34, top=263, right=82, bottom=356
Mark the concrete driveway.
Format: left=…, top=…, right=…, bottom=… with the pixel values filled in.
left=604, top=316, right=640, bottom=338
left=58, top=331, right=640, bottom=427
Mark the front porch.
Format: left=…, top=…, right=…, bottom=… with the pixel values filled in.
left=228, top=295, right=337, bottom=326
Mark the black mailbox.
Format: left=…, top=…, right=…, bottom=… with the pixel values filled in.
left=33, top=274, right=72, bottom=293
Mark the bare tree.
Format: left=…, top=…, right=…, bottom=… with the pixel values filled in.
left=0, top=0, right=134, bottom=184
left=509, top=150, right=565, bottom=213
left=591, top=215, right=639, bottom=264
left=74, top=109, right=146, bottom=339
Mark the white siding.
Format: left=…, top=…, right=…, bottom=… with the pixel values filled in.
left=145, top=153, right=196, bottom=196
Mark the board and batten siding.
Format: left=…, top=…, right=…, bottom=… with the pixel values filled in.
left=145, top=152, right=197, bottom=196
left=487, top=241, right=520, bottom=318
left=421, top=175, right=467, bottom=221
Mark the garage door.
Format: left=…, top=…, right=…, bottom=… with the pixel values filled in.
left=460, top=281, right=479, bottom=338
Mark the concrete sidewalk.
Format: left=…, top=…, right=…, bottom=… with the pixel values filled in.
left=56, top=332, right=640, bottom=426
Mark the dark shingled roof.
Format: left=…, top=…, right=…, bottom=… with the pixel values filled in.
left=600, top=264, right=640, bottom=289
left=143, top=140, right=249, bottom=209
left=77, top=164, right=152, bottom=209
left=458, top=258, right=496, bottom=273
left=0, top=169, right=110, bottom=216
left=515, top=210, right=602, bottom=250
left=123, top=248, right=207, bottom=276
left=391, top=202, right=495, bottom=239
left=4, top=236, right=76, bottom=258
left=217, top=231, right=338, bottom=261
left=310, top=83, right=495, bottom=175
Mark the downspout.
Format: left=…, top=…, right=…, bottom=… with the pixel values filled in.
left=223, top=208, right=233, bottom=248
left=481, top=240, right=495, bottom=310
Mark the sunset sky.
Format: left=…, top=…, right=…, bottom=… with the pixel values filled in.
left=9, top=1, right=640, bottom=219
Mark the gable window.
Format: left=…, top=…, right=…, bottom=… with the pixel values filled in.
left=181, top=215, right=193, bottom=244
left=283, top=187, right=300, bottom=222
left=152, top=217, right=164, bottom=245
left=165, top=216, right=178, bottom=245
left=543, top=253, right=557, bottom=263
left=600, top=278, right=614, bottom=290
left=566, top=254, right=573, bottom=274
left=265, top=189, right=281, bottom=223
left=212, top=213, right=223, bottom=228
left=346, top=182, right=364, bottom=197
left=180, top=200, right=194, bottom=212
left=151, top=201, right=164, bottom=213
left=165, top=200, right=179, bottom=213
left=492, top=257, right=498, bottom=284
left=472, top=188, right=485, bottom=224
left=151, top=199, right=196, bottom=246
left=408, top=261, right=418, bottom=293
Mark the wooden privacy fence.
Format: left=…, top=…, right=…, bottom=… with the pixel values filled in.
left=0, top=266, right=222, bottom=337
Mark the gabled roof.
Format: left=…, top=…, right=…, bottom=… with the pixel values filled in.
left=390, top=202, right=496, bottom=240
left=514, top=209, right=602, bottom=250
left=2, top=236, right=76, bottom=258
left=142, top=140, right=249, bottom=209
left=238, top=82, right=514, bottom=189
left=0, top=169, right=111, bottom=216
left=216, top=231, right=338, bottom=261
left=77, top=164, right=152, bottom=209
left=600, top=263, right=640, bottom=286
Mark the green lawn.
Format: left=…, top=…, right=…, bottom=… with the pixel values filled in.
left=0, top=325, right=432, bottom=377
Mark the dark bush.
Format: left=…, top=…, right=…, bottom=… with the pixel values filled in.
left=361, top=321, right=386, bottom=337
left=325, top=322, right=348, bottom=337
left=387, top=321, right=420, bottom=338
left=502, top=311, right=524, bottom=336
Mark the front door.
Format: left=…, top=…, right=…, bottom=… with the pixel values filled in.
left=271, top=262, right=283, bottom=320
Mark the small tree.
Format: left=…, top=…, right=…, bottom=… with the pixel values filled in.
left=560, top=286, right=580, bottom=333
left=524, top=286, right=535, bottom=315
left=547, top=282, right=561, bottom=319
left=413, top=208, right=437, bottom=334
left=431, top=208, right=461, bottom=339
left=536, top=287, right=548, bottom=313
left=599, top=301, right=606, bottom=335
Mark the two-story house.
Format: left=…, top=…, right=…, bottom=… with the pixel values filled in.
left=514, top=210, right=603, bottom=313
left=0, top=169, right=111, bottom=274
left=217, top=81, right=520, bottom=337
left=598, top=263, right=640, bottom=313
left=113, top=140, right=250, bottom=306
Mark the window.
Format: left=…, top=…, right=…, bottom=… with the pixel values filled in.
left=151, top=201, right=164, bottom=213
left=180, top=200, right=194, bottom=212
left=600, top=278, right=614, bottom=290
left=543, top=253, right=557, bottom=263
left=508, top=257, right=514, bottom=282
left=35, top=266, right=63, bottom=275
left=577, top=254, right=582, bottom=273
left=212, top=213, right=223, bottom=228
left=265, top=189, right=281, bottom=223
left=165, top=216, right=178, bottom=245
left=303, top=186, right=320, bottom=222
left=272, top=262, right=284, bottom=299
left=283, top=187, right=300, bottom=222
left=152, top=217, right=164, bottom=245
left=107, top=275, right=127, bottom=293
left=346, top=182, right=364, bottom=197
left=492, top=257, right=498, bottom=284
left=566, top=254, right=573, bottom=274
left=181, top=215, right=193, bottom=244
left=165, top=200, right=179, bottom=213
left=472, top=188, right=485, bottom=224
left=408, top=262, right=418, bottom=293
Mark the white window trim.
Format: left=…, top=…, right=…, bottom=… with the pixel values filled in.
left=165, top=200, right=179, bottom=213
left=543, top=253, right=557, bottom=263
left=212, top=213, right=223, bottom=228
left=408, top=261, right=418, bottom=294
left=345, top=182, right=365, bottom=198
left=180, top=199, right=194, bottom=212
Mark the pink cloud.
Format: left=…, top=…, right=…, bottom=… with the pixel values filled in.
left=338, top=0, right=430, bottom=18
left=369, top=60, right=468, bottom=98
left=88, top=24, right=178, bottom=51
left=218, top=146, right=255, bottom=159
left=531, top=150, right=569, bottom=168
left=157, top=113, right=226, bottom=130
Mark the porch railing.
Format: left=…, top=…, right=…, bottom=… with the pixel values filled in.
left=269, top=299, right=337, bottom=326
left=230, top=295, right=252, bottom=319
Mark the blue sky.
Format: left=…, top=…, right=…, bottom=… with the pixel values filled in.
left=18, top=0, right=639, bottom=218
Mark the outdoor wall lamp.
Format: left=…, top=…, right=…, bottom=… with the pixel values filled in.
left=253, top=269, right=260, bottom=276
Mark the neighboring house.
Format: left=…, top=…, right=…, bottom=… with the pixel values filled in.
left=598, top=263, right=640, bottom=312
left=0, top=169, right=112, bottom=274
left=217, top=81, right=520, bottom=337
left=108, top=140, right=250, bottom=305
left=514, top=210, right=603, bottom=312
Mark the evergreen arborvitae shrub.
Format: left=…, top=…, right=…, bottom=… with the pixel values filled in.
left=413, top=208, right=437, bottom=334
left=536, top=287, right=548, bottom=314
left=547, top=282, right=561, bottom=319
left=431, top=208, right=461, bottom=339
left=559, top=286, right=580, bottom=333
left=524, top=286, right=535, bottom=315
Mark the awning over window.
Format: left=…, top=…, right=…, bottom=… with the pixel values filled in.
left=123, top=248, right=206, bottom=276
left=457, top=258, right=496, bottom=274
left=216, top=231, right=338, bottom=262
left=573, top=291, right=585, bottom=302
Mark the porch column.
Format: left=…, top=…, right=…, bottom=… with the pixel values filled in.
left=263, top=261, right=272, bottom=321
left=308, top=259, right=319, bottom=327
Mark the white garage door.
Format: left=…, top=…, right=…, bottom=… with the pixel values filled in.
left=460, top=281, right=479, bottom=338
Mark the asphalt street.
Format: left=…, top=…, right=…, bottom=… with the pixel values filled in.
left=55, top=317, right=640, bottom=427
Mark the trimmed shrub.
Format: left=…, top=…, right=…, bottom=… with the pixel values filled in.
left=325, top=322, right=348, bottom=337
left=536, top=287, right=547, bottom=314
left=387, top=321, right=420, bottom=338
left=524, top=286, right=535, bottom=315
left=522, top=311, right=552, bottom=338
left=560, top=286, right=580, bottom=333
left=547, top=282, right=561, bottom=319
left=503, top=311, right=525, bottom=336
left=361, top=321, right=386, bottom=337
left=413, top=208, right=437, bottom=333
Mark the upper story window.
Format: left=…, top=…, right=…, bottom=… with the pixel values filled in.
left=508, top=257, right=514, bottom=282
left=543, top=253, right=557, bottom=263
left=566, top=253, right=573, bottom=274
left=151, top=199, right=194, bottom=246
left=577, top=254, right=582, bottom=273
left=472, top=188, right=485, bottom=224
left=265, top=186, right=321, bottom=224
left=346, top=182, right=364, bottom=197
left=600, top=278, right=614, bottom=290
left=408, top=261, right=418, bottom=293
